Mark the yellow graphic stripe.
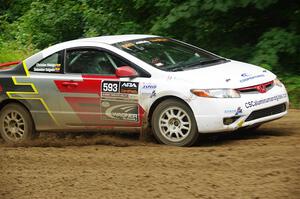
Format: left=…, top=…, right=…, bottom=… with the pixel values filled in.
left=6, top=61, right=59, bottom=125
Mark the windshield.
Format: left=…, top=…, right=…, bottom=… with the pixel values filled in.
left=114, top=37, right=227, bottom=71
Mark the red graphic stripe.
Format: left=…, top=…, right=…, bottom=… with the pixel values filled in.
left=65, top=97, right=101, bottom=123
left=0, top=61, right=21, bottom=67
left=55, top=75, right=143, bottom=127
left=55, top=75, right=118, bottom=94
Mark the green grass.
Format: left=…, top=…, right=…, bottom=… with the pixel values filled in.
left=280, top=75, right=300, bottom=109
left=0, top=42, right=36, bottom=63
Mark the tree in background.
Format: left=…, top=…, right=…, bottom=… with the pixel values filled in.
left=0, top=0, right=299, bottom=105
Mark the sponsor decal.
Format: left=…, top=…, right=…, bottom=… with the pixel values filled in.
left=149, top=38, right=169, bottom=42
left=224, top=109, right=235, bottom=114
left=235, top=107, right=242, bottom=115
left=102, top=93, right=138, bottom=102
left=120, top=82, right=139, bottom=94
left=34, top=63, right=61, bottom=73
left=245, top=94, right=287, bottom=108
left=150, top=90, right=156, bottom=98
left=241, top=73, right=250, bottom=77
left=186, top=93, right=195, bottom=103
left=141, top=83, right=157, bottom=93
left=240, top=73, right=265, bottom=83
left=224, top=107, right=243, bottom=115
left=167, top=75, right=174, bottom=80
left=102, top=81, right=139, bottom=95
left=101, top=100, right=139, bottom=122
left=102, top=92, right=128, bottom=98
left=101, top=101, right=110, bottom=108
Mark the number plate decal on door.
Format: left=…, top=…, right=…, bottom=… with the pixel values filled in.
left=102, top=81, right=120, bottom=93
left=102, top=81, right=139, bottom=94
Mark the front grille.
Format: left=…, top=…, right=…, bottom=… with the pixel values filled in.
left=238, top=81, right=274, bottom=94
left=245, top=103, right=286, bottom=122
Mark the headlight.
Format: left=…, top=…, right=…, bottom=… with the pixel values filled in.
left=191, top=89, right=240, bottom=98
left=274, top=78, right=283, bottom=87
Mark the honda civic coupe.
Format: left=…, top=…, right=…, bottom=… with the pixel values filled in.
left=0, top=35, right=289, bottom=146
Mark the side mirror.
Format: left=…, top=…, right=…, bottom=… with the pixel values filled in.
left=115, top=66, right=138, bottom=78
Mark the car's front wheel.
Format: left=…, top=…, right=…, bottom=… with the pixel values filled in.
left=0, top=103, right=35, bottom=144
left=151, top=99, right=199, bottom=146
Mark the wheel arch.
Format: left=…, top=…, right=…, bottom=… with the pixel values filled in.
left=147, top=95, right=194, bottom=127
left=0, top=99, right=36, bottom=129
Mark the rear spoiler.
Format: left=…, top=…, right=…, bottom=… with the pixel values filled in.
left=0, top=61, right=21, bottom=68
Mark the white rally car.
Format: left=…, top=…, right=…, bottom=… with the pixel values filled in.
left=0, top=35, right=288, bottom=146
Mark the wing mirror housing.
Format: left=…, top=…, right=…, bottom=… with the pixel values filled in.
left=115, top=66, right=138, bottom=78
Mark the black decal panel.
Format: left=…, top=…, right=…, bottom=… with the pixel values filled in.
left=102, top=81, right=120, bottom=93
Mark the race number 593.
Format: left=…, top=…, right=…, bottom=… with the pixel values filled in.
left=102, top=82, right=119, bottom=93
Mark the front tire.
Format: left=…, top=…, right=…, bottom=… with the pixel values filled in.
left=151, top=99, right=199, bottom=146
left=0, top=103, right=35, bottom=144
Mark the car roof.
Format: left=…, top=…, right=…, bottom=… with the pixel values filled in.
left=69, top=34, right=159, bottom=45
left=24, top=34, right=160, bottom=68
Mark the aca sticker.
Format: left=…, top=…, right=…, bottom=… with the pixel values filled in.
left=120, top=82, right=139, bottom=94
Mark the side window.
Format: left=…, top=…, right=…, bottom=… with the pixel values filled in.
left=65, top=49, right=128, bottom=75
left=31, top=51, right=63, bottom=73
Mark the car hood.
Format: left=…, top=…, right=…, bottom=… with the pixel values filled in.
left=172, top=60, right=276, bottom=89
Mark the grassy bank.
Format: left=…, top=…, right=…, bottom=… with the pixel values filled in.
left=280, top=75, right=300, bottom=109
left=0, top=42, right=36, bottom=63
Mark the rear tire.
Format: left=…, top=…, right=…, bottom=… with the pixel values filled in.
left=151, top=99, right=199, bottom=147
left=0, top=103, right=35, bottom=144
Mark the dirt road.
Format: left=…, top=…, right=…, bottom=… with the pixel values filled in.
left=0, top=110, right=299, bottom=199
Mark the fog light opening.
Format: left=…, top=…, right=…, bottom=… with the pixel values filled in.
left=223, top=116, right=240, bottom=125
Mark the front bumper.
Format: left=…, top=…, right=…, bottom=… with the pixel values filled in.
left=189, top=85, right=289, bottom=133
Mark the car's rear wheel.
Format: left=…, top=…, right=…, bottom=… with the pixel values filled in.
left=0, top=103, right=35, bottom=144
left=151, top=99, right=199, bottom=146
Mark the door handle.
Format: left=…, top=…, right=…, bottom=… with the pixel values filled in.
left=62, top=82, right=79, bottom=87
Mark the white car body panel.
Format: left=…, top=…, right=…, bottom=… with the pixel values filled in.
left=24, top=34, right=289, bottom=133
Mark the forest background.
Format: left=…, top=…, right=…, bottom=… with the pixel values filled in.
left=0, top=0, right=299, bottom=107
